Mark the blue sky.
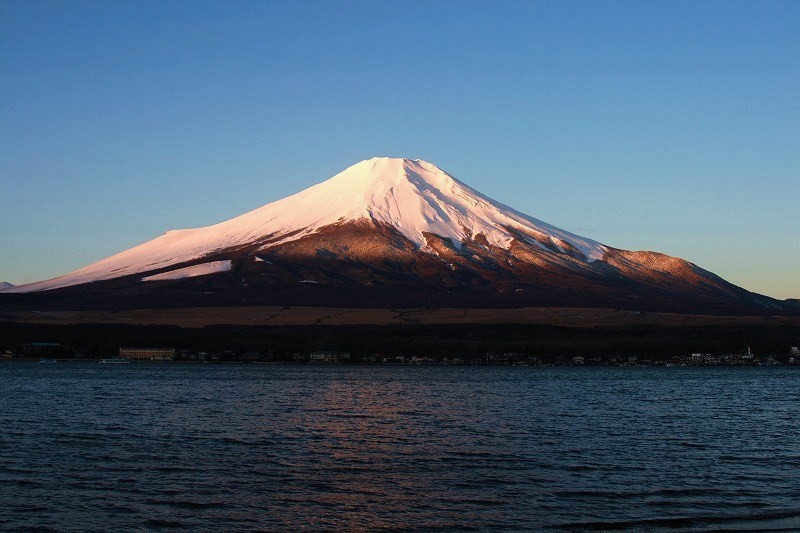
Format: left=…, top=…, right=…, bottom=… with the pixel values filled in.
left=1, top=0, right=798, bottom=298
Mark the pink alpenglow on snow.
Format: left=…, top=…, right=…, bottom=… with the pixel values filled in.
left=3, top=158, right=606, bottom=293
left=140, top=260, right=233, bottom=282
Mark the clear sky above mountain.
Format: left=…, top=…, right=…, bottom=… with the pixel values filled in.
left=1, top=0, right=797, bottom=298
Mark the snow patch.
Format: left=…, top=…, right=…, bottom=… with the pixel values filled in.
left=141, top=260, right=232, bottom=282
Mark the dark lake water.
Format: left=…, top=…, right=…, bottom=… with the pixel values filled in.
left=1, top=363, right=799, bottom=531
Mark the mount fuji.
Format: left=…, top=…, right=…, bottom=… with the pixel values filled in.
left=0, top=158, right=785, bottom=313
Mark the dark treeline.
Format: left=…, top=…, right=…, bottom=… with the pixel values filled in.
left=1, top=321, right=797, bottom=360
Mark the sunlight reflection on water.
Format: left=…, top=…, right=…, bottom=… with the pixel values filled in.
left=1, top=363, right=799, bottom=530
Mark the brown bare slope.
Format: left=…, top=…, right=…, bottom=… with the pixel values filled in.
left=0, top=221, right=788, bottom=315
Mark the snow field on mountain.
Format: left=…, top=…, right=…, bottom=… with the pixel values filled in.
left=141, top=260, right=232, bottom=282
left=6, top=158, right=607, bottom=292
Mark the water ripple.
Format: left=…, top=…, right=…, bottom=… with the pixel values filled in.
left=0, top=364, right=798, bottom=530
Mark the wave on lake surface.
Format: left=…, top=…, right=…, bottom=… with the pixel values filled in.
left=1, top=364, right=799, bottom=531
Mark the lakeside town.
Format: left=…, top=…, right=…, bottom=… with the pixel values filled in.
left=4, top=343, right=800, bottom=367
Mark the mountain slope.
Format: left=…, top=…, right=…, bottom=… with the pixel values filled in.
left=3, top=158, right=605, bottom=292
left=0, top=158, right=786, bottom=314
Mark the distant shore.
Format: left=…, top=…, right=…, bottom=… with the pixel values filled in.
left=2, top=305, right=799, bottom=328
left=4, top=357, right=798, bottom=367
left=2, top=311, right=798, bottom=363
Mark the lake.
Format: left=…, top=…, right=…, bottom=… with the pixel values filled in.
left=1, top=363, right=798, bottom=531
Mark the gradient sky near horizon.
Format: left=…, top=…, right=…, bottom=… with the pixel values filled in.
left=1, top=0, right=798, bottom=298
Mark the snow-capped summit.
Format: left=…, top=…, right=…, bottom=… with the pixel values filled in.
left=241, top=157, right=606, bottom=259
left=5, top=158, right=605, bottom=293
left=0, top=157, right=779, bottom=314
left=0, top=282, right=14, bottom=292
